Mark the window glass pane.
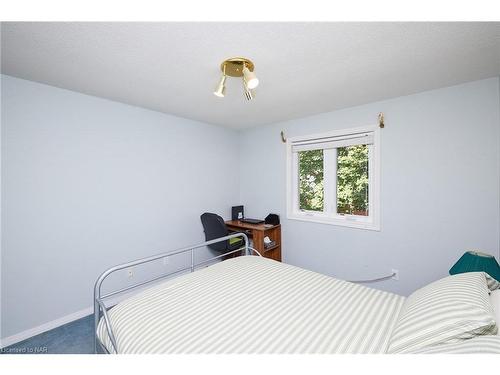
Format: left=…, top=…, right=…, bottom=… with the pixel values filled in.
left=337, top=145, right=369, bottom=216
left=298, top=149, right=324, bottom=212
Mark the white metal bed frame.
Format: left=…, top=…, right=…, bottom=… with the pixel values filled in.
left=93, top=233, right=260, bottom=354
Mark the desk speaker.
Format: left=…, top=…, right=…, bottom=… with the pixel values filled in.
left=265, top=213, right=280, bottom=225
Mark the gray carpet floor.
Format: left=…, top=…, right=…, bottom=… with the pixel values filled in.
left=1, top=315, right=96, bottom=354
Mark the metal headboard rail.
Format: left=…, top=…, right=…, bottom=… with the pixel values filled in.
left=94, top=233, right=260, bottom=354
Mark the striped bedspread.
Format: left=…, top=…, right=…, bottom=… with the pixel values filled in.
left=408, top=336, right=500, bottom=354
left=97, top=256, right=405, bottom=354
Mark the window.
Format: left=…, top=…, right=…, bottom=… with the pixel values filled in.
left=287, top=126, right=380, bottom=230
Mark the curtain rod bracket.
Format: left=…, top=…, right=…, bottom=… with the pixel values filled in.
left=280, top=131, right=287, bottom=143
left=378, top=112, right=385, bottom=128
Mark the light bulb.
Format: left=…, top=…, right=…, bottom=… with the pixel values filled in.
left=242, top=66, right=259, bottom=89
left=213, top=75, right=226, bottom=97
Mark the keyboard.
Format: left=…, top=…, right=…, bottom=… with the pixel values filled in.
left=240, top=218, right=264, bottom=224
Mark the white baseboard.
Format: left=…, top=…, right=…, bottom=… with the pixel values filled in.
left=0, top=273, right=179, bottom=349
left=0, top=306, right=93, bottom=349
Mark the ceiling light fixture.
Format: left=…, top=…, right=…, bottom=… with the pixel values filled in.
left=213, top=75, right=226, bottom=98
left=243, top=79, right=255, bottom=101
left=242, top=66, right=259, bottom=89
left=214, top=57, right=259, bottom=100
left=213, top=61, right=227, bottom=97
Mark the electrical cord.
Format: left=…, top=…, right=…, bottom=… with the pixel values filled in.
left=347, top=272, right=396, bottom=284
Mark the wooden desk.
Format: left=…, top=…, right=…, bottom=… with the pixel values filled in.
left=225, top=220, right=281, bottom=262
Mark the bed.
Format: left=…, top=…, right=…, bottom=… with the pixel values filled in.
left=94, top=234, right=500, bottom=354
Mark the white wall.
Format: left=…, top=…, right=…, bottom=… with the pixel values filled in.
left=1, top=75, right=240, bottom=339
left=239, top=78, right=500, bottom=296
left=2, top=75, right=499, bottom=343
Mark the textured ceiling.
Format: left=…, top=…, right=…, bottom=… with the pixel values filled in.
left=1, top=22, right=500, bottom=129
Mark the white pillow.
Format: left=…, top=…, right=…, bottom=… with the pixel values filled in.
left=490, top=289, right=500, bottom=336
left=388, top=272, right=498, bottom=353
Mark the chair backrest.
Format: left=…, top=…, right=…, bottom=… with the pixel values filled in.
left=200, top=212, right=229, bottom=252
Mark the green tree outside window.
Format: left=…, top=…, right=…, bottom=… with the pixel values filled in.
left=337, top=145, right=369, bottom=216
left=298, top=145, right=369, bottom=216
left=298, top=149, right=324, bottom=211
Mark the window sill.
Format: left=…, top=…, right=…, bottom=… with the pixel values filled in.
left=287, top=212, right=380, bottom=231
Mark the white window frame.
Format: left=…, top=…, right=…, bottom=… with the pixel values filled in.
left=286, top=125, right=380, bottom=231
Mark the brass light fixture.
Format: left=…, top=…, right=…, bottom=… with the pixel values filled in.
left=213, top=75, right=227, bottom=98
left=214, top=57, right=259, bottom=100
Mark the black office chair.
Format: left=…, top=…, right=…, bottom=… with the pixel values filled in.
left=200, top=212, right=244, bottom=253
